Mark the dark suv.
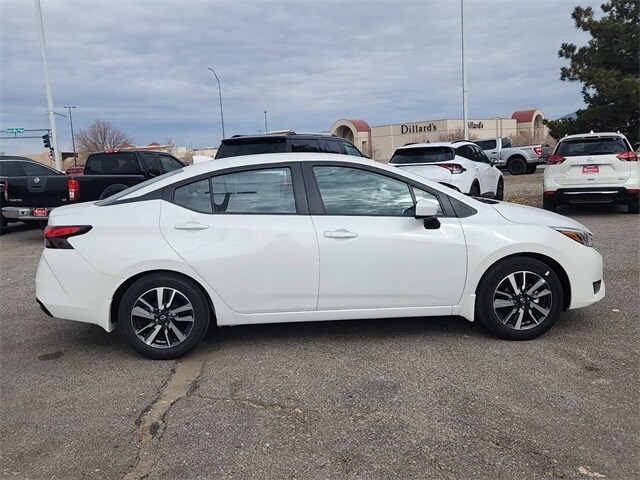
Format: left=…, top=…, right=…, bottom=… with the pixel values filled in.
left=215, top=131, right=366, bottom=159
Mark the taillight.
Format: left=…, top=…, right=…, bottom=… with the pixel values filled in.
left=533, top=146, right=542, bottom=156
left=68, top=178, right=80, bottom=202
left=44, top=225, right=92, bottom=249
left=3, top=180, right=7, bottom=201
left=548, top=155, right=566, bottom=165
left=437, top=163, right=466, bottom=174
left=616, top=151, right=638, bottom=161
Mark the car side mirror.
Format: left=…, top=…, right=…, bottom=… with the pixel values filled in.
left=415, top=199, right=441, bottom=229
left=490, top=157, right=499, bottom=165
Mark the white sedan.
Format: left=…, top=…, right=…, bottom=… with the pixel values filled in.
left=36, top=153, right=604, bottom=359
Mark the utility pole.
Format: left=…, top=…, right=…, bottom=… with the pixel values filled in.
left=63, top=106, right=77, bottom=165
left=264, top=111, right=268, bottom=133
left=461, top=0, right=469, bottom=141
left=35, top=0, right=62, bottom=170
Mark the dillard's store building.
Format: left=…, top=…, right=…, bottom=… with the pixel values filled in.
left=330, top=109, right=549, bottom=161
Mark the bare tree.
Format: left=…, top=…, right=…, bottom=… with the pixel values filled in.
left=437, top=128, right=478, bottom=142
left=75, top=120, right=134, bottom=161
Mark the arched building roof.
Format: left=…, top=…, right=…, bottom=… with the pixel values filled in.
left=512, top=109, right=542, bottom=123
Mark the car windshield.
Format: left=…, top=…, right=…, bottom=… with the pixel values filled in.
left=556, top=137, right=628, bottom=156
left=389, top=147, right=455, bottom=164
left=215, top=139, right=287, bottom=158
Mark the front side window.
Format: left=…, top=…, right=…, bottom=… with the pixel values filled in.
left=313, top=166, right=414, bottom=216
left=412, top=186, right=443, bottom=215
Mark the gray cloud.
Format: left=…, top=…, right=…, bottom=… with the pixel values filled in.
left=1, top=0, right=601, bottom=156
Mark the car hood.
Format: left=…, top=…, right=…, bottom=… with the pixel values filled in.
left=489, top=200, right=591, bottom=232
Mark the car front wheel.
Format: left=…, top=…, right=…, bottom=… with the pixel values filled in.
left=118, top=273, right=210, bottom=360
left=475, top=257, right=563, bottom=340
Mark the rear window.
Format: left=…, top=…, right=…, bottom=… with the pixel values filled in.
left=85, top=153, right=142, bottom=174
left=475, top=139, right=496, bottom=150
left=556, top=137, right=629, bottom=157
left=389, top=147, right=455, bottom=164
left=215, top=138, right=287, bottom=159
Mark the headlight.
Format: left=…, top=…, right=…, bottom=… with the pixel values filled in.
left=552, top=227, right=593, bottom=247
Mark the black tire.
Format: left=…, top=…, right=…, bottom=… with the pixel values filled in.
left=542, top=195, right=557, bottom=212
left=475, top=256, right=563, bottom=340
left=507, top=157, right=527, bottom=175
left=118, top=273, right=210, bottom=360
left=495, top=178, right=504, bottom=200
left=99, top=183, right=129, bottom=200
left=0, top=214, right=4, bottom=236
left=468, top=182, right=480, bottom=197
left=525, top=164, right=537, bottom=174
left=628, top=196, right=639, bottom=214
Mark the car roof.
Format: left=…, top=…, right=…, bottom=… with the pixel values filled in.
left=395, top=141, right=475, bottom=150
left=560, top=132, right=628, bottom=141
left=223, top=132, right=339, bottom=141
left=0, top=155, right=39, bottom=162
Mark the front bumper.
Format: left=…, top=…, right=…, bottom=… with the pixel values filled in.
left=2, top=206, right=54, bottom=221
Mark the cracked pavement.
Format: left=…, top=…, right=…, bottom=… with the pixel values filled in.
left=1, top=172, right=638, bottom=479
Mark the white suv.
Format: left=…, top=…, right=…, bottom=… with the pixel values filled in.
left=543, top=132, right=639, bottom=214
left=389, top=141, right=504, bottom=199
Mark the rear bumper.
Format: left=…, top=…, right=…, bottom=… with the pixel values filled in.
left=2, top=206, right=54, bottom=220
left=544, top=187, right=639, bottom=205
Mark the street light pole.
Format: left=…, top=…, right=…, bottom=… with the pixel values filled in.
left=208, top=68, right=226, bottom=139
left=264, top=111, right=268, bottom=133
left=63, top=106, right=77, bottom=165
left=461, top=0, right=469, bottom=141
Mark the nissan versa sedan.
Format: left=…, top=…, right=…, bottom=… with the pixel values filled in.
left=36, top=154, right=605, bottom=359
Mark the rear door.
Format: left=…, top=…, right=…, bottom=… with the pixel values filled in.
left=552, top=136, right=632, bottom=185
left=160, top=163, right=319, bottom=315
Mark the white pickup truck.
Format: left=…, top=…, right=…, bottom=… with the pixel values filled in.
left=475, top=137, right=550, bottom=175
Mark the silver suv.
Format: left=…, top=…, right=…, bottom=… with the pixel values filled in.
left=543, top=132, right=639, bottom=214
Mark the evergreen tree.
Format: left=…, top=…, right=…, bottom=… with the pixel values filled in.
left=546, top=0, right=639, bottom=144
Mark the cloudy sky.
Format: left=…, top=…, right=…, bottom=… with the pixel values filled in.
left=1, top=0, right=602, bottom=156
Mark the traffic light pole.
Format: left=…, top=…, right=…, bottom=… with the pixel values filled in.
left=35, top=0, right=62, bottom=171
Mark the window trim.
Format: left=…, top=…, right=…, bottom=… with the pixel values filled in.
left=163, top=162, right=309, bottom=215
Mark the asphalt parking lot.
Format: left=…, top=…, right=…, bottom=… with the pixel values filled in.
left=1, top=169, right=638, bottom=480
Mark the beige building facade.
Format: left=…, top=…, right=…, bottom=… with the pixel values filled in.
left=331, top=109, right=548, bottom=161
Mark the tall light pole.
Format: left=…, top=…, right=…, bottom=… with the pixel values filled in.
left=461, top=0, right=469, bottom=141
left=35, top=0, right=62, bottom=171
left=63, top=106, right=77, bottom=165
left=264, top=110, right=268, bottom=133
left=208, top=68, right=226, bottom=139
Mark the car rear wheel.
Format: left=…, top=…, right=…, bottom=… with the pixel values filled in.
left=525, top=164, right=537, bottom=174
left=118, top=273, right=210, bottom=360
left=475, top=257, right=563, bottom=340
left=507, top=157, right=527, bottom=175
left=468, top=182, right=480, bottom=197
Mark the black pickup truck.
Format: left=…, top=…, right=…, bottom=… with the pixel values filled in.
left=1, top=150, right=186, bottom=234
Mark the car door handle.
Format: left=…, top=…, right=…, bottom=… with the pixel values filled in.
left=174, top=222, right=209, bottom=231
left=324, top=229, right=358, bottom=239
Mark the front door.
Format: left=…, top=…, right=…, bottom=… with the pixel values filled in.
left=307, top=165, right=467, bottom=310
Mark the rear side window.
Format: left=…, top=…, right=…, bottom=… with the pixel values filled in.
left=173, top=168, right=296, bottom=214
left=556, top=137, right=629, bottom=156
left=158, top=154, right=183, bottom=173
left=215, top=139, right=287, bottom=158
left=390, top=147, right=455, bottom=164
left=290, top=139, right=321, bottom=153
left=475, top=139, right=496, bottom=150
left=325, top=140, right=344, bottom=154
left=85, top=153, right=142, bottom=174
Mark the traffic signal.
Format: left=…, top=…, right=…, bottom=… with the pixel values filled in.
left=42, top=133, right=51, bottom=149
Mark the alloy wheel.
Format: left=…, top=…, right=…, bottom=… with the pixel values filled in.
left=492, top=270, right=553, bottom=330
left=130, top=287, right=195, bottom=349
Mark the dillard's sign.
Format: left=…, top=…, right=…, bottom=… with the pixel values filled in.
left=468, top=121, right=484, bottom=129
left=400, top=123, right=437, bottom=134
